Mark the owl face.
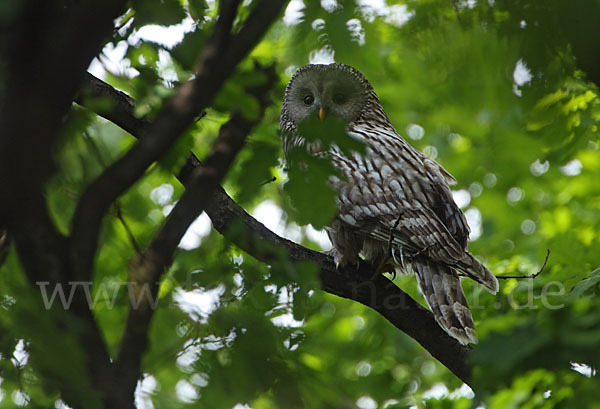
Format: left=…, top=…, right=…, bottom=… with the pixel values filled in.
left=283, top=64, right=370, bottom=125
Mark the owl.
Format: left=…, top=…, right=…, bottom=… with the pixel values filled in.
left=280, top=63, right=499, bottom=345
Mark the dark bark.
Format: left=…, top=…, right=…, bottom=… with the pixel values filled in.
left=114, top=63, right=279, bottom=398
left=204, top=188, right=473, bottom=385
left=69, top=0, right=288, bottom=283
left=0, top=0, right=288, bottom=407
left=0, top=1, right=129, bottom=407
left=0, top=0, right=127, bottom=223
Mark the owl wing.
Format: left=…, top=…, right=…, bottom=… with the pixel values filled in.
left=334, top=139, right=467, bottom=259
left=333, top=137, right=497, bottom=293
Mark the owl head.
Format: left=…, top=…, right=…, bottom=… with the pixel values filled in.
left=281, top=63, right=373, bottom=131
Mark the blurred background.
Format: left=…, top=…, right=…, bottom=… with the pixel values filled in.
left=1, top=0, right=599, bottom=408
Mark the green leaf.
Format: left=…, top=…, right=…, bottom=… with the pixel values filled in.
left=229, top=136, right=280, bottom=205
left=171, top=27, right=209, bottom=72
left=188, top=0, right=208, bottom=21
left=297, top=114, right=366, bottom=156
left=569, top=267, right=600, bottom=297
left=157, top=128, right=196, bottom=174
left=213, top=80, right=261, bottom=119
left=283, top=147, right=339, bottom=229
left=132, top=0, right=186, bottom=27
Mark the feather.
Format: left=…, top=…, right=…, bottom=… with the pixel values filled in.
left=413, top=258, right=478, bottom=345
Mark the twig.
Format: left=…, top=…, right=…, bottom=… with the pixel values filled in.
left=0, top=228, right=11, bottom=267
left=495, top=249, right=550, bottom=280
left=371, top=214, right=403, bottom=280
left=196, top=111, right=208, bottom=123
left=83, top=132, right=142, bottom=253
left=114, top=206, right=142, bottom=254
left=258, top=176, right=277, bottom=186
left=387, top=214, right=402, bottom=261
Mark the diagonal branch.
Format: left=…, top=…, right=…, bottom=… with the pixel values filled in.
left=204, top=188, right=473, bottom=385
left=113, top=114, right=256, bottom=394
left=76, top=72, right=150, bottom=138
left=76, top=72, right=474, bottom=386
left=69, top=0, right=287, bottom=282
left=68, top=0, right=239, bottom=280
left=113, top=63, right=278, bottom=396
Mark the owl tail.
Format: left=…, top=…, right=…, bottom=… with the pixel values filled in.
left=455, top=252, right=499, bottom=295
left=413, top=258, right=478, bottom=345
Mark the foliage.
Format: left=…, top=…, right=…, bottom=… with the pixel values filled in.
left=1, top=0, right=600, bottom=408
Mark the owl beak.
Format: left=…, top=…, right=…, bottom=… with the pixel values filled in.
left=318, top=106, right=326, bottom=120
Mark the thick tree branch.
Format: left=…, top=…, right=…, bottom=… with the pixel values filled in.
left=76, top=72, right=150, bottom=137
left=113, top=64, right=277, bottom=396
left=114, top=114, right=257, bottom=396
left=0, top=2, right=130, bottom=408
left=69, top=0, right=236, bottom=281
left=0, top=0, right=126, bottom=223
left=204, top=189, right=473, bottom=385
left=69, top=0, right=288, bottom=282
left=0, top=0, right=128, bottom=301
left=76, top=72, right=474, bottom=386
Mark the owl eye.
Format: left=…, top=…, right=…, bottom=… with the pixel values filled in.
left=333, top=93, right=345, bottom=104
left=303, top=95, right=314, bottom=105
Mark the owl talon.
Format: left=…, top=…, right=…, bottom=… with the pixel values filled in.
left=325, top=248, right=360, bottom=274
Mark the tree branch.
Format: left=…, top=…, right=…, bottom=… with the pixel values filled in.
left=69, top=0, right=287, bottom=282
left=0, top=0, right=126, bottom=223
left=495, top=249, right=550, bottom=279
left=113, top=63, right=278, bottom=396
left=204, top=188, right=473, bottom=385
left=68, top=0, right=239, bottom=281
left=76, top=72, right=150, bottom=137
left=76, top=71, right=474, bottom=386
left=0, top=2, right=132, bottom=407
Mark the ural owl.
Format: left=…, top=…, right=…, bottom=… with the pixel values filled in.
left=280, top=63, right=499, bottom=345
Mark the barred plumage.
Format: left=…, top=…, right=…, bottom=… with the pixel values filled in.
left=281, top=63, right=498, bottom=344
